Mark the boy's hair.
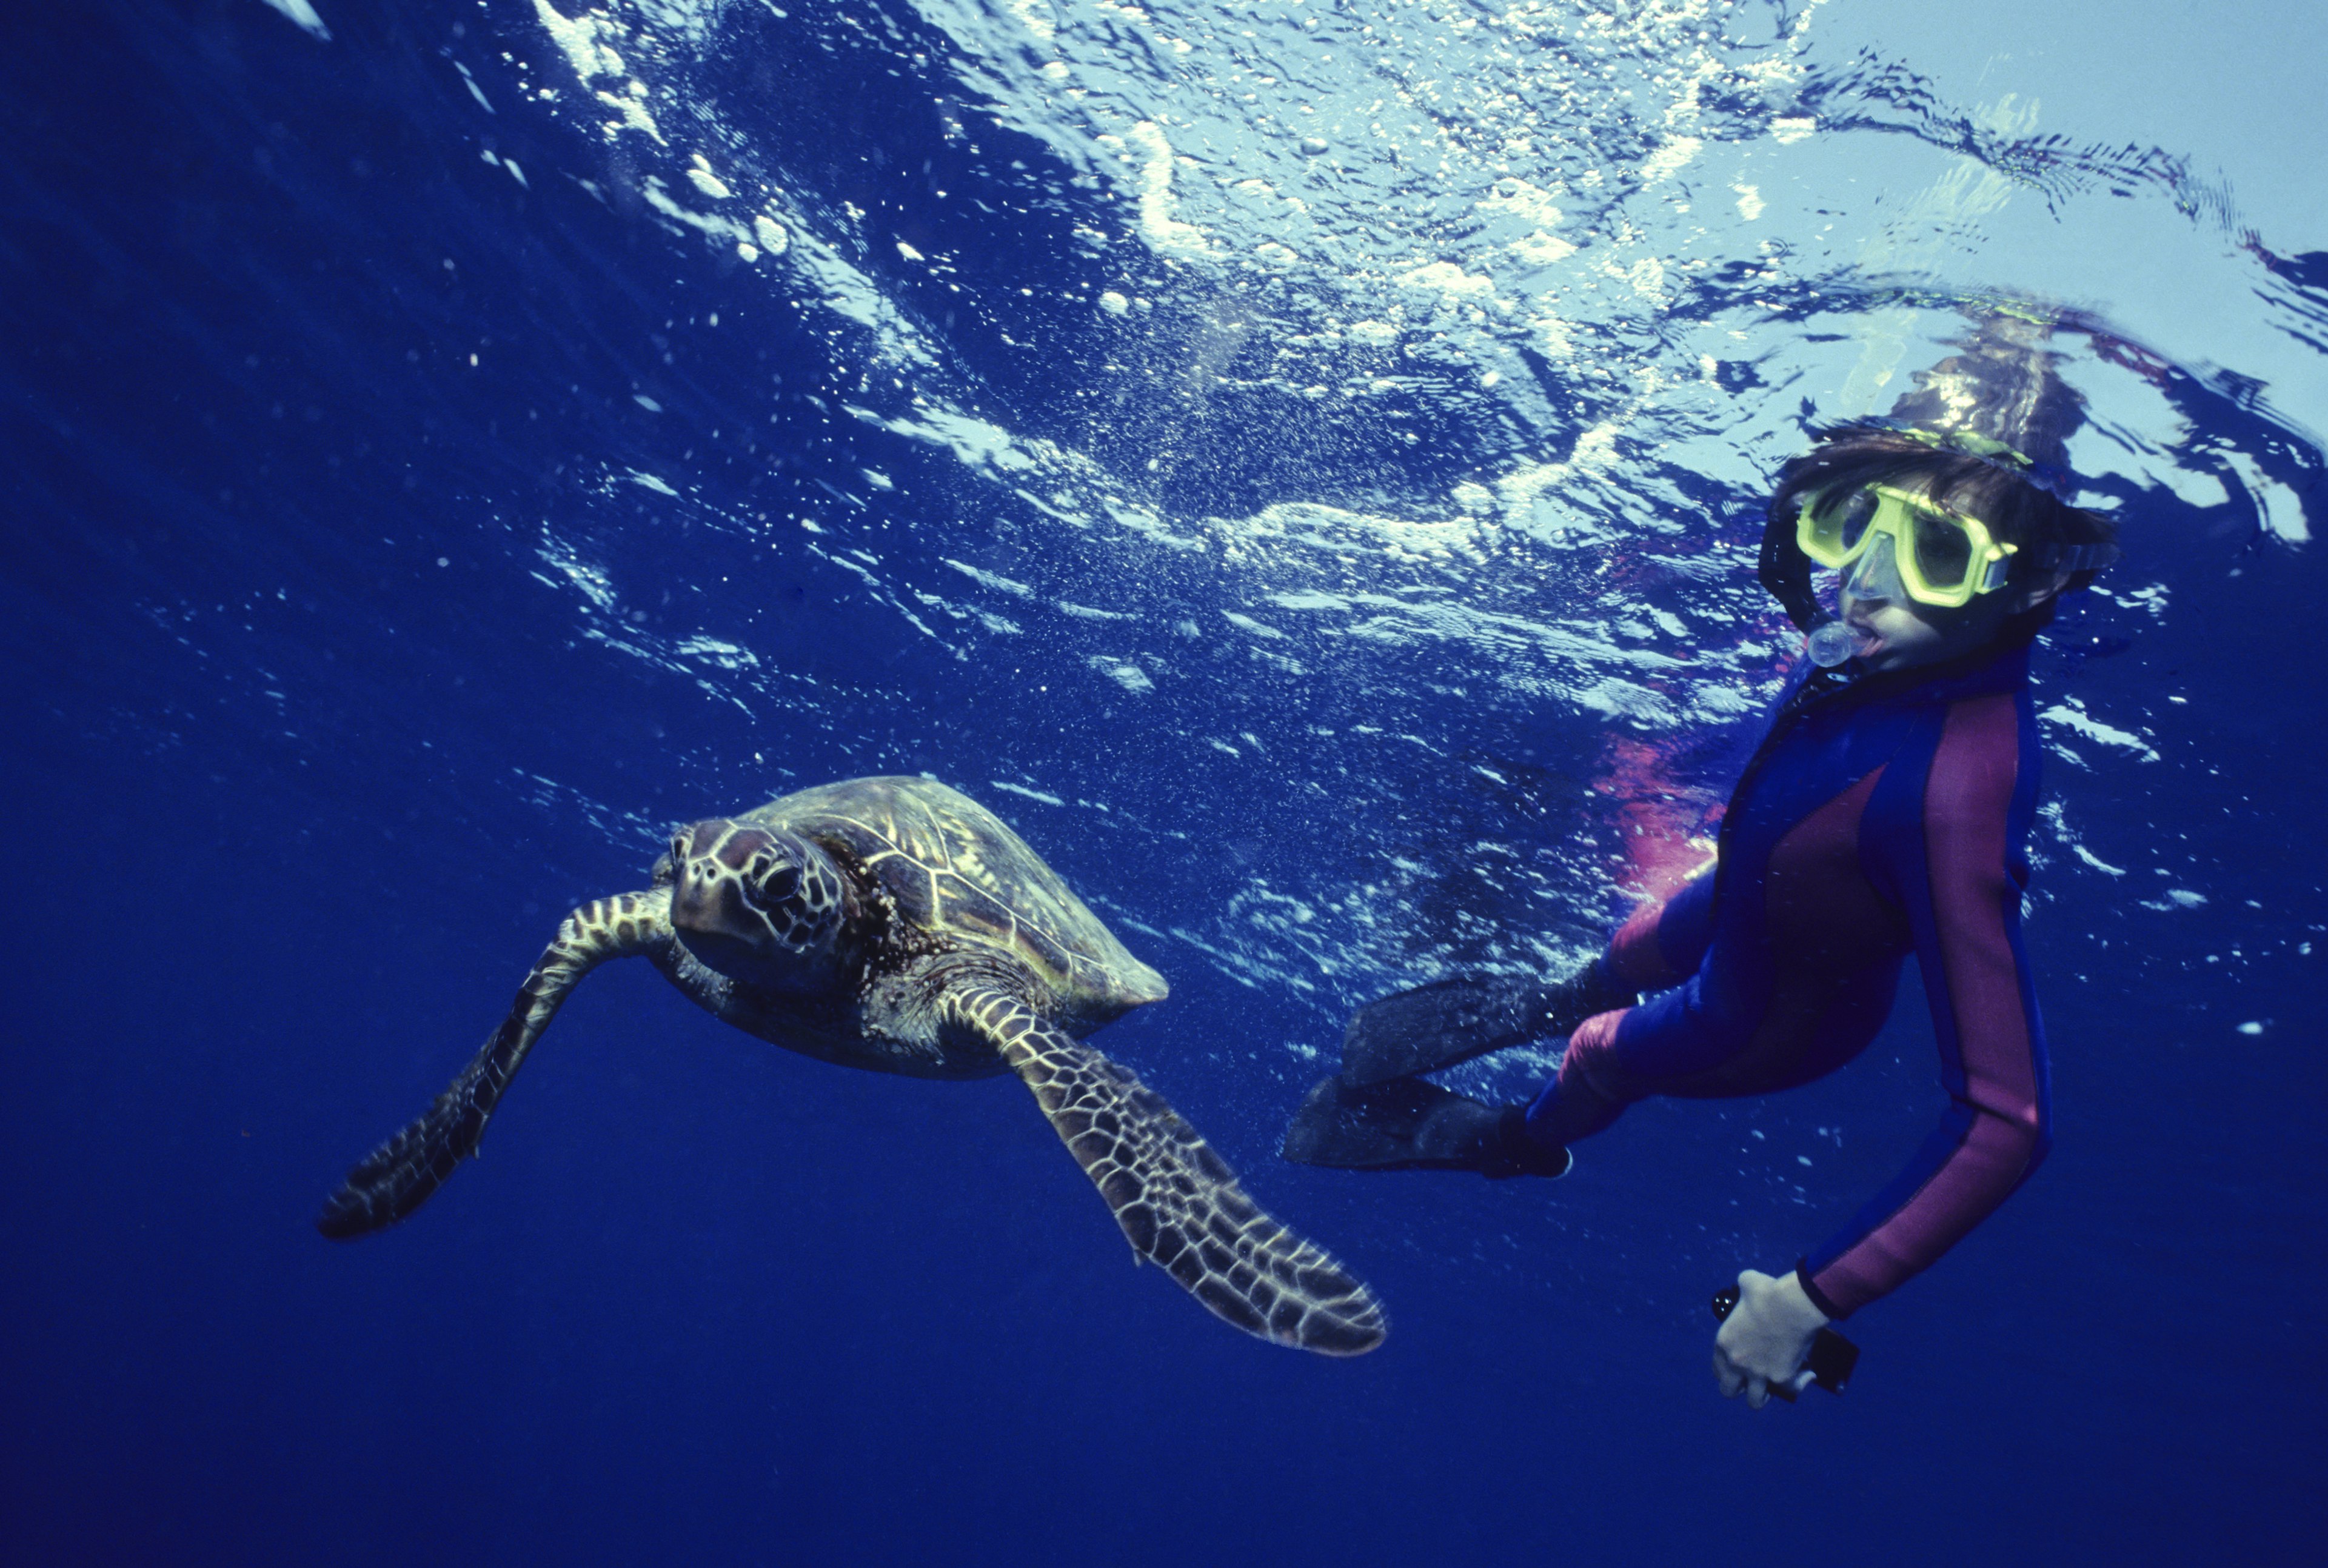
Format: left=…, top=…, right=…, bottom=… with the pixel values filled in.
left=1765, top=422, right=2119, bottom=641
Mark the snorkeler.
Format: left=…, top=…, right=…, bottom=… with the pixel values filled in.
left=1282, top=316, right=2121, bottom=1407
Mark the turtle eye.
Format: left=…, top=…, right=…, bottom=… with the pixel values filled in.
left=743, top=863, right=800, bottom=911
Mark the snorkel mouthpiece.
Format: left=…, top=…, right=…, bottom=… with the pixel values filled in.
left=1807, top=619, right=1875, bottom=669
left=1803, top=533, right=1895, bottom=668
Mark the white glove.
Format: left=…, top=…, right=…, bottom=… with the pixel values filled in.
left=1713, top=1267, right=1830, bottom=1409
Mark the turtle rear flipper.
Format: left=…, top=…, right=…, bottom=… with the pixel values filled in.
left=316, top=891, right=668, bottom=1239
left=946, top=988, right=1387, bottom=1357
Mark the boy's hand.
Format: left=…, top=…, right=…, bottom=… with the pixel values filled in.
left=1712, top=1268, right=1829, bottom=1407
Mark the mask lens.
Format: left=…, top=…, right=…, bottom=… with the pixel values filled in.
left=1799, top=487, right=1881, bottom=568
left=1831, top=489, right=1878, bottom=553
left=1909, top=504, right=1974, bottom=591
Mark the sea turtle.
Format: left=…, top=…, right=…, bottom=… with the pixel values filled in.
left=319, top=775, right=1385, bottom=1356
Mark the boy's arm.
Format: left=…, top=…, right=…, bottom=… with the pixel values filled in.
left=1799, top=693, right=2052, bottom=1319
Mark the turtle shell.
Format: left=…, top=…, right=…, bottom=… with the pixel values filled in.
left=741, top=776, right=1166, bottom=1019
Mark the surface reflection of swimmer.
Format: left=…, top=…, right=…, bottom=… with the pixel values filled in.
left=1284, top=317, right=2121, bottom=1407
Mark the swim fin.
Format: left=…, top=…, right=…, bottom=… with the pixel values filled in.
left=1279, top=1076, right=1570, bottom=1178
left=1339, top=964, right=1636, bottom=1087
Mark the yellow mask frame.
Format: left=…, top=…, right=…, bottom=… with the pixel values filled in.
left=1794, top=483, right=2019, bottom=610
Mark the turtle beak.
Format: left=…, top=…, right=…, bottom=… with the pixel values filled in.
left=670, top=872, right=744, bottom=944
left=667, top=821, right=829, bottom=990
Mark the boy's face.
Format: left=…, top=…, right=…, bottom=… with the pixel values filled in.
left=1832, top=482, right=2067, bottom=673
left=1839, top=569, right=2014, bottom=672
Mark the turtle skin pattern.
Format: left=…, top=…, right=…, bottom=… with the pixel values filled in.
left=944, top=985, right=1386, bottom=1356
left=316, top=891, right=667, bottom=1238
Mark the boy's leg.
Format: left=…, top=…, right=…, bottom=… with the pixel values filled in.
left=1519, top=1009, right=1633, bottom=1150
left=1606, top=867, right=1719, bottom=993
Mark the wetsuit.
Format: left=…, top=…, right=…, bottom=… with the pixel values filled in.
left=1525, top=641, right=2052, bottom=1321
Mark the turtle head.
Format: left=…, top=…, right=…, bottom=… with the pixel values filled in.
left=664, top=819, right=850, bottom=992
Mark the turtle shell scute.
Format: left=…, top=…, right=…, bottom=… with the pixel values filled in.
left=738, top=775, right=1157, bottom=1013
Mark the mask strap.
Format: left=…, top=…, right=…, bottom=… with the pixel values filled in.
left=1759, top=504, right=1824, bottom=631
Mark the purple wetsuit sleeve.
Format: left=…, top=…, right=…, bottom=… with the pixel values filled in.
left=1802, top=694, right=2051, bottom=1319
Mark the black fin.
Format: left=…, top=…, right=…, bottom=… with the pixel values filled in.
left=1282, top=1077, right=1570, bottom=1178
left=1280, top=1076, right=1490, bottom=1169
left=1341, top=967, right=1636, bottom=1086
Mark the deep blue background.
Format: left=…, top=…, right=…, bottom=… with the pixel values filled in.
left=5, top=2, right=2325, bottom=1564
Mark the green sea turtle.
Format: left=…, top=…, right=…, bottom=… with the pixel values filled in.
left=319, top=775, right=1385, bottom=1355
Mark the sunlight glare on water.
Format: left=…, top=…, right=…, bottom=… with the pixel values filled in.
left=487, top=0, right=2322, bottom=1035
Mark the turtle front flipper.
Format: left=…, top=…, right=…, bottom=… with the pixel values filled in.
left=943, top=987, right=1388, bottom=1356
left=316, top=890, right=669, bottom=1239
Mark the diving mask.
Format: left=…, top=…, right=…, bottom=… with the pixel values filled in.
left=1796, top=483, right=2018, bottom=610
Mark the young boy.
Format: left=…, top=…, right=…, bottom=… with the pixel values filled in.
left=1283, top=319, right=2120, bottom=1407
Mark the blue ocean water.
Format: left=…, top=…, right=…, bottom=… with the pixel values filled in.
left=4, top=0, right=2324, bottom=1561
